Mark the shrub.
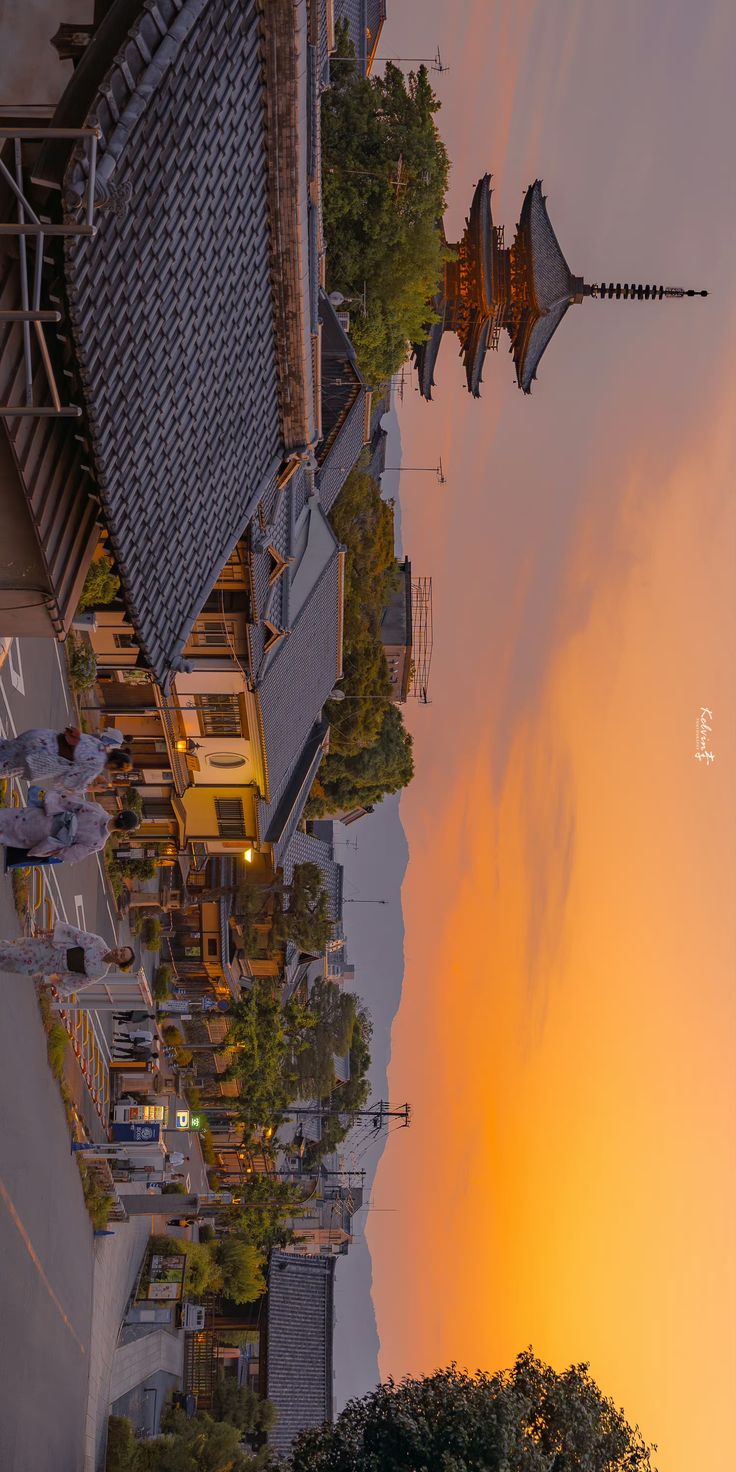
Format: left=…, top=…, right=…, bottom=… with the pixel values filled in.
left=67, top=634, right=97, bottom=692
left=105, top=1415, right=140, bottom=1472
left=154, top=963, right=173, bottom=1001
left=11, top=867, right=31, bottom=919
left=121, top=787, right=144, bottom=818
left=161, top=1023, right=183, bottom=1045
left=161, top=1182, right=186, bottom=1194
left=140, top=917, right=162, bottom=951
left=46, top=1020, right=69, bottom=1079
left=78, top=551, right=120, bottom=611
left=76, top=1158, right=113, bottom=1230
left=198, top=1223, right=215, bottom=1243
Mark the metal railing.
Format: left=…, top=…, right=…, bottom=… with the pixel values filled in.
left=0, top=123, right=99, bottom=420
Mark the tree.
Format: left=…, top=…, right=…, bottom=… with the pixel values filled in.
left=210, top=1381, right=277, bottom=1438
left=295, top=980, right=358, bottom=1099
left=225, top=1174, right=304, bottom=1254
left=197, top=863, right=333, bottom=956
left=272, top=862, right=333, bottom=954
left=152, top=1408, right=259, bottom=1472
left=78, top=549, right=120, bottom=610
left=322, top=24, right=450, bottom=384
left=309, top=703, right=414, bottom=816
left=212, top=1238, right=266, bottom=1305
left=324, top=462, right=398, bottom=759
left=289, top=1353, right=656, bottom=1472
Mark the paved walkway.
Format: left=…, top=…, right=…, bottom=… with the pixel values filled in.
left=110, top=1327, right=184, bottom=1404
left=84, top=1203, right=152, bottom=1472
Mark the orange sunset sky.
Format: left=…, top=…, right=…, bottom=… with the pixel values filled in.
left=367, top=4, right=736, bottom=1470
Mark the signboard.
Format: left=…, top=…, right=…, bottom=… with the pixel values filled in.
left=112, top=1122, right=161, bottom=1144
left=147, top=1282, right=182, bottom=1301
left=114, top=1104, right=167, bottom=1124
left=140, top=1253, right=186, bottom=1303
left=175, top=1110, right=190, bottom=1131
left=158, top=1002, right=192, bottom=1015
left=197, top=1191, right=232, bottom=1205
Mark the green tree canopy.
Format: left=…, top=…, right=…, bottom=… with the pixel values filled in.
left=272, top=862, right=333, bottom=954
left=289, top=1353, right=656, bottom=1472
left=225, top=1174, right=304, bottom=1254
left=210, top=1381, right=277, bottom=1437
left=323, top=24, right=450, bottom=384
left=324, top=462, right=397, bottom=759
left=294, top=980, right=358, bottom=1099
left=310, top=703, right=414, bottom=816
left=212, top=1238, right=266, bottom=1305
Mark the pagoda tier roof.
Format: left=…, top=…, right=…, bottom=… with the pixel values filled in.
left=511, top=181, right=577, bottom=393
left=412, top=308, right=445, bottom=400
left=464, top=174, right=496, bottom=314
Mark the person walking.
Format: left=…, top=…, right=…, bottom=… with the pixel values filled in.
left=0, top=724, right=132, bottom=793
left=0, top=789, right=139, bottom=863
left=0, top=923, right=134, bottom=991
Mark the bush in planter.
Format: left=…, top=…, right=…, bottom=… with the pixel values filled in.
left=154, top=963, right=173, bottom=1001
left=67, top=635, right=97, bottom=692
left=140, top=916, right=162, bottom=951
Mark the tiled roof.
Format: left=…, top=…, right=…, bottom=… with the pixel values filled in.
left=512, top=182, right=574, bottom=393
left=523, top=181, right=574, bottom=314
left=257, top=720, right=329, bottom=864
left=316, top=293, right=367, bottom=512
left=266, top=1251, right=335, bottom=1453
left=59, top=0, right=282, bottom=686
left=282, top=829, right=344, bottom=921
left=256, top=546, right=342, bottom=800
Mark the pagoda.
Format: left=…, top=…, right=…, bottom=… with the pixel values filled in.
left=413, top=175, right=707, bottom=398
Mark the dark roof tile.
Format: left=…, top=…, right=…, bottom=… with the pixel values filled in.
left=61, top=0, right=283, bottom=685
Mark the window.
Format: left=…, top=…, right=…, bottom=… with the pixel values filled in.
left=195, top=695, right=242, bottom=738
left=215, top=798, right=246, bottom=840
left=208, top=753, right=246, bottom=769
left=207, top=938, right=219, bottom=957
left=217, top=545, right=248, bottom=586
left=113, top=632, right=138, bottom=649
left=189, top=619, right=237, bottom=649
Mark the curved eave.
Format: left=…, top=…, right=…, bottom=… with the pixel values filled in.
left=467, top=174, right=496, bottom=314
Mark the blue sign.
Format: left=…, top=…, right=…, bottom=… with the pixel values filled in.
left=112, top=1122, right=161, bottom=1144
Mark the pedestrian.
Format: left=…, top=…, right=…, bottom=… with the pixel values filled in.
left=0, top=923, right=134, bottom=990
left=0, top=725, right=132, bottom=794
left=0, top=789, right=139, bottom=864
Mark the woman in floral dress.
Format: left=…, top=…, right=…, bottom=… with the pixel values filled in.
left=0, top=790, right=139, bottom=864
left=0, top=725, right=132, bottom=793
left=0, top=923, right=134, bottom=992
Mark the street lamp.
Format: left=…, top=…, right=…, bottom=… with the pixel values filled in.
left=175, top=737, right=202, bottom=755
left=242, top=848, right=254, bottom=863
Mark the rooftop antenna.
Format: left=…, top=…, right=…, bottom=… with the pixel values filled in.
left=433, top=46, right=449, bottom=75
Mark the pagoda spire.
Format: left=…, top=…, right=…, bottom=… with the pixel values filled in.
left=585, top=282, right=708, bottom=300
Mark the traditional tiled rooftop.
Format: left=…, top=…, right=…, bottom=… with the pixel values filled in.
left=59, top=0, right=283, bottom=685
left=266, top=1251, right=335, bottom=1454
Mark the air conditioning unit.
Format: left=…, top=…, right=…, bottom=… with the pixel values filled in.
left=142, top=769, right=174, bottom=784
left=182, top=1302, right=206, bottom=1332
